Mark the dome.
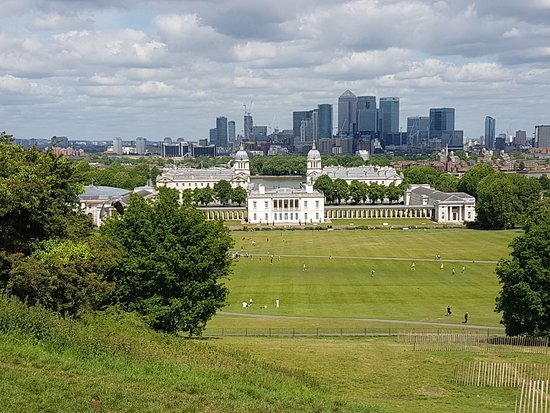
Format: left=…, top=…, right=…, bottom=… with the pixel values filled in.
left=234, top=141, right=249, bottom=161
left=307, top=140, right=321, bottom=160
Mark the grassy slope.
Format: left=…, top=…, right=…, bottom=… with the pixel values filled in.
left=212, top=229, right=519, bottom=328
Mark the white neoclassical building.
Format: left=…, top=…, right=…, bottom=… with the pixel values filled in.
left=247, top=184, right=325, bottom=225
left=156, top=142, right=251, bottom=192
left=306, top=141, right=403, bottom=186
left=405, top=184, right=476, bottom=224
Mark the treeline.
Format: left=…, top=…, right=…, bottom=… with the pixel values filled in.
left=187, top=180, right=247, bottom=206
left=0, top=133, right=232, bottom=335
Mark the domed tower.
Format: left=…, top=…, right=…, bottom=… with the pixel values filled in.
left=306, top=140, right=322, bottom=184
left=234, top=141, right=250, bottom=179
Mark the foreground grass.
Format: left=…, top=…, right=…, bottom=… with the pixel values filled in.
left=0, top=299, right=377, bottom=413
left=217, top=229, right=519, bottom=327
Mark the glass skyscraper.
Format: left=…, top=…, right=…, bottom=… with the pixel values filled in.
left=484, top=116, right=496, bottom=149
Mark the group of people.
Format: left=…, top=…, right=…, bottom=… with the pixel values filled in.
left=242, top=297, right=280, bottom=309
left=446, top=306, right=469, bottom=323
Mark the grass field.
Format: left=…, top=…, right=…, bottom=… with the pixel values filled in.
left=210, top=228, right=520, bottom=329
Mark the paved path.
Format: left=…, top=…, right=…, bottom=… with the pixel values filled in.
left=217, top=311, right=504, bottom=331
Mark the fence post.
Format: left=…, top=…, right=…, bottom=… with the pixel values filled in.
left=341, top=328, right=343, bottom=337
left=292, top=328, right=295, bottom=337
left=222, top=328, right=224, bottom=337
left=365, top=327, right=367, bottom=337
left=317, top=327, right=319, bottom=337
left=269, top=328, right=271, bottom=337
left=388, top=328, right=391, bottom=337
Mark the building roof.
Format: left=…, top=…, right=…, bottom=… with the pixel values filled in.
left=410, top=185, right=474, bottom=203
left=158, top=166, right=236, bottom=181
left=80, top=185, right=131, bottom=200
left=248, top=186, right=323, bottom=198
left=340, top=89, right=356, bottom=99
left=322, top=166, right=402, bottom=180
left=307, top=140, right=321, bottom=160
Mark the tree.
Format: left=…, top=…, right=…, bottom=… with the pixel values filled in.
left=348, top=180, right=367, bottom=204
left=313, top=175, right=335, bottom=204
left=366, top=183, right=385, bottom=204
left=434, top=173, right=459, bottom=192
left=0, top=136, right=84, bottom=254
left=386, top=183, right=402, bottom=204
left=101, top=188, right=234, bottom=335
left=214, top=180, right=232, bottom=205
left=402, top=166, right=440, bottom=187
left=457, top=163, right=495, bottom=198
left=231, top=186, right=247, bottom=206
left=332, top=179, right=349, bottom=205
left=495, top=200, right=550, bottom=336
left=193, top=187, right=215, bottom=206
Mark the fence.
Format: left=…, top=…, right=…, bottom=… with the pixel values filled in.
left=203, top=327, right=398, bottom=337
left=399, top=331, right=549, bottom=354
left=455, top=362, right=550, bottom=388
left=516, top=380, right=550, bottom=413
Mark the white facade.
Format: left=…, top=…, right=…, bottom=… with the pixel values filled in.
left=156, top=142, right=250, bottom=192
left=247, top=185, right=325, bottom=224
left=405, top=184, right=476, bottom=224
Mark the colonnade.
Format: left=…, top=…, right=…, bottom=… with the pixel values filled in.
left=200, top=207, right=247, bottom=221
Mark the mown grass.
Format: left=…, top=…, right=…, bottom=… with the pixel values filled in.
left=214, top=228, right=519, bottom=328
left=0, top=297, right=378, bottom=413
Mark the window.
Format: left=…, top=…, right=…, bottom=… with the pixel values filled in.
left=304, top=212, right=308, bottom=220
left=265, top=213, right=268, bottom=221
left=315, top=200, right=319, bottom=208
left=304, top=201, right=308, bottom=208
left=253, top=201, right=257, bottom=209
left=264, top=201, right=268, bottom=209
left=316, top=212, right=319, bottom=220
left=253, top=213, right=257, bottom=221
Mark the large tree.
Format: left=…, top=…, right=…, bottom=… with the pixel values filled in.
left=101, top=188, right=234, bottom=334
left=495, top=200, right=550, bottom=336
left=313, top=175, right=335, bottom=204
left=457, top=163, right=495, bottom=198
left=214, top=180, right=232, bottom=205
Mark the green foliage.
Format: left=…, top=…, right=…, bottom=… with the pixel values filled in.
left=402, top=166, right=440, bottom=187
left=101, top=188, right=234, bottom=335
left=313, top=175, right=336, bottom=203
left=75, top=161, right=159, bottom=190
left=323, top=155, right=366, bottom=167
left=332, top=178, right=349, bottom=204
left=214, top=180, right=232, bottom=205
left=0, top=139, right=84, bottom=254
left=457, top=163, right=495, bottom=198
left=434, top=173, right=459, bottom=192
left=348, top=180, right=367, bottom=204
left=386, top=183, right=402, bottom=204
left=231, top=186, right=247, bottom=206
left=250, top=156, right=306, bottom=175
left=476, top=173, right=541, bottom=229
left=495, top=200, right=550, bottom=336
left=366, top=182, right=385, bottom=204
left=193, top=186, right=215, bottom=206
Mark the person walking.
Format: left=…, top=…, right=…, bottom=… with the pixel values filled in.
left=276, top=298, right=280, bottom=308
left=447, top=306, right=452, bottom=317
left=463, top=312, right=469, bottom=323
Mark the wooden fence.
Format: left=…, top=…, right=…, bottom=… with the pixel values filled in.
left=455, top=362, right=550, bottom=387
left=399, top=331, right=549, bottom=353
left=516, top=380, right=549, bottom=413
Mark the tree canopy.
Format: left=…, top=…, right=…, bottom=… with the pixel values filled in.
left=101, top=188, right=234, bottom=334
left=495, top=200, right=550, bottom=336
left=456, top=163, right=495, bottom=198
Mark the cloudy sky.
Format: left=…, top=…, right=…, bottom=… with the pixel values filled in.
left=1, top=0, right=550, bottom=141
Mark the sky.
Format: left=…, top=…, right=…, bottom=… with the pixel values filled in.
left=1, top=0, right=550, bottom=141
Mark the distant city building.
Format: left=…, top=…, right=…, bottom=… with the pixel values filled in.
left=192, top=144, right=217, bottom=157
left=317, top=104, right=333, bottom=139
left=514, top=130, right=527, bottom=146
left=300, top=119, right=313, bottom=142
left=338, top=90, right=357, bottom=136
left=228, top=121, right=236, bottom=145
left=251, top=125, right=268, bottom=141
left=357, top=96, right=378, bottom=133
left=405, top=184, right=476, bottom=224
left=113, top=137, right=123, bottom=155
left=293, top=110, right=312, bottom=139
left=247, top=184, right=324, bottom=224
left=485, top=116, right=496, bottom=149
left=244, top=114, right=253, bottom=140
left=495, top=133, right=506, bottom=151
left=51, top=136, right=69, bottom=148
left=407, top=116, right=429, bottom=147
left=214, top=116, right=228, bottom=147
left=429, top=108, right=455, bottom=148
left=535, top=125, right=550, bottom=148
left=135, top=137, right=147, bottom=155
left=161, top=139, right=190, bottom=157
left=379, top=97, right=400, bottom=136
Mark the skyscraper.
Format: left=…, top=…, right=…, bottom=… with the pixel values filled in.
left=407, top=116, right=429, bottom=147
left=216, top=116, right=228, bottom=147
left=484, top=116, right=496, bottom=149
left=293, top=110, right=312, bottom=138
left=244, top=114, right=253, bottom=140
left=135, top=137, right=146, bottom=155
left=514, top=130, right=527, bottom=146
left=317, top=104, right=333, bottom=139
left=357, top=96, right=378, bottom=133
left=338, top=90, right=357, bottom=136
left=535, top=125, right=550, bottom=148
left=228, top=121, right=236, bottom=145
left=379, top=97, right=399, bottom=135
left=113, top=137, right=123, bottom=155
left=429, top=108, right=455, bottom=147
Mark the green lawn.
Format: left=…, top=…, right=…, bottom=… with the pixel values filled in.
left=212, top=229, right=520, bottom=328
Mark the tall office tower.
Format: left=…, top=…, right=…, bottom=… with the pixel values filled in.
left=429, top=108, right=455, bottom=147
left=293, top=110, right=312, bottom=138
left=311, top=109, right=319, bottom=140
left=407, top=116, right=429, bottom=147
left=338, top=90, right=357, bottom=135
left=228, top=121, right=236, bottom=145
left=357, top=96, right=378, bottom=133
left=135, top=137, right=147, bottom=155
left=515, top=130, right=527, bottom=146
left=379, top=97, right=400, bottom=135
left=209, top=128, right=217, bottom=145
left=113, top=137, right=123, bottom=155
left=535, top=125, right=550, bottom=148
left=300, top=119, right=313, bottom=142
left=251, top=126, right=268, bottom=140
left=317, top=104, right=333, bottom=139
left=244, top=114, right=253, bottom=140
left=484, top=116, right=496, bottom=149
left=216, top=116, right=228, bottom=147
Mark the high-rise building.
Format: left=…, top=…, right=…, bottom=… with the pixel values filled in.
left=407, top=116, right=429, bottom=147
left=135, top=137, right=146, bottom=155
left=293, top=110, right=312, bottom=138
left=113, top=137, right=123, bottom=155
left=429, top=108, right=455, bottom=147
left=379, top=97, right=399, bottom=135
left=251, top=126, right=268, bottom=140
left=338, top=90, right=357, bottom=136
left=215, top=116, right=228, bottom=147
left=357, top=96, right=378, bottom=133
left=317, top=104, right=333, bottom=139
left=228, top=121, right=236, bottom=145
left=514, top=130, right=527, bottom=146
left=244, top=114, right=253, bottom=140
left=300, top=119, right=313, bottom=142
left=484, top=116, right=496, bottom=149
left=535, top=125, right=550, bottom=148
left=209, top=128, right=217, bottom=145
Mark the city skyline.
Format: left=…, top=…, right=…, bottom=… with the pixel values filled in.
left=1, top=1, right=550, bottom=140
